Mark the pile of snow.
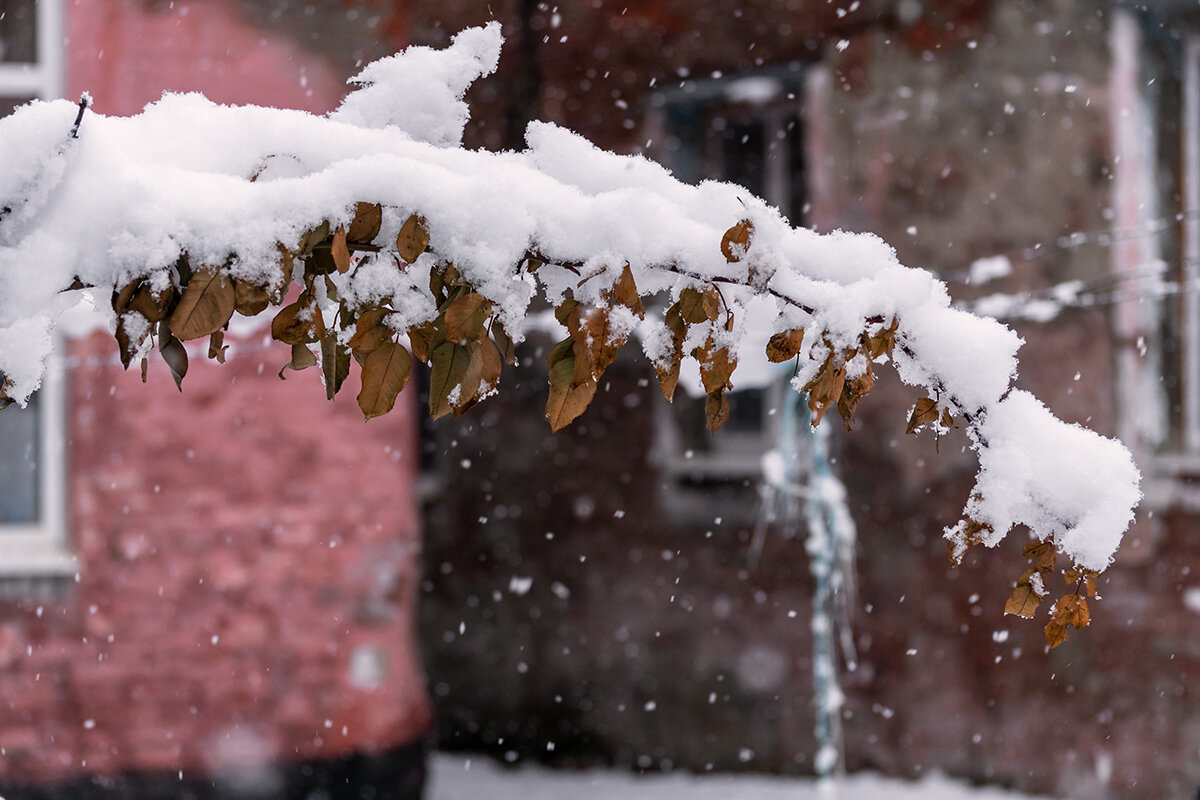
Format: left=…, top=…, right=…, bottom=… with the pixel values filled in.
left=427, top=753, right=1059, bottom=800
left=0, top=23, right=1139, bottom=571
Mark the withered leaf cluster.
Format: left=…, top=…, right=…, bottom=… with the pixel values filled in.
left=991, top=536, right=1100, bottom=649
left=545, top=262, right=645, bottom=432
left=80, top=210, right=1108, bottom=645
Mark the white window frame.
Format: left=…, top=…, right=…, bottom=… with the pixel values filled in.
left=651, top=379, right=787, bottom=478
left=0, top=0, right=74, bottom=577
left=0, top=0, right=63, bottom=101
left=1180, top=33, right=1200, bottom=454
left=1, top=350, right=73, bottom=576
left=646, top=67, right=806, bottom=505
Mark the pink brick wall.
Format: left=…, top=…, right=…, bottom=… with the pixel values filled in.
left=1, top=0, right=430, bottom=787
left=66, top=0, right=348, bottom=116
left=0, top=332, right=431, bottom=785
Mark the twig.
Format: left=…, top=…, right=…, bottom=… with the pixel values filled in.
left=70, top=93, right=92, bottom=140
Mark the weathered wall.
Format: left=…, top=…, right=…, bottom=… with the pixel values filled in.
left=417, top=2, right=1200, bottom=799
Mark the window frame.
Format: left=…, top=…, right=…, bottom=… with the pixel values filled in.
left=0, top=0, right=73, bottom=577
left=645, top=67, right=808, bottom=515
left=0, top=0, right=63, bottom=100
left=0, top=350, right=73, bottom=576
left=1178, top=32, right=1200, bottom=454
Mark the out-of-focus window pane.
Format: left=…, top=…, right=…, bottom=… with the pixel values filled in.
left=0, top=0, right=38, bottom=64
left=0, top=392, right=39, bottom=525
left=0, top=94, right=34, bottom=116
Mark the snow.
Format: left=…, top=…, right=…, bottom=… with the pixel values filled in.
left=427, top=753, right=1058, bottom=800
left=968, top=254, right=1013, bottom=285
left=0, top=25, right=1140, bottom=571
left=1184, top=586, right=1200, bottom=613
left=955, top=390, right=1141, bottom=572
left=331, top=23, right=502, bottom=147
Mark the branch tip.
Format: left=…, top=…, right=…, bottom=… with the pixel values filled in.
left=70, top=93, right=92, bottom=139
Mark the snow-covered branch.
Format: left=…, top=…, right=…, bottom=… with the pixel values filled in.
left=0, top=23, right=1139, bottom=642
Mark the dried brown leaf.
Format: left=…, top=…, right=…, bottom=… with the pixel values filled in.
left=545, top=351, right=597, bottom=432
left=705, top=390, right=730, bottom=433
left=1057, top=594, right=1090, bottom=629
left=1004, top=582, right=1042, bottom=619
left=492, top=320, right=516, bottom=366
left=349, top=307, right=392, bottom=355
left=128, top=282, right=176, bottom=323
left=158, top=323, right=188, bottom=391
left=453, top=339, right=487, bottom=415
left=233, top=279, right=270, bottom=317
left=115, top=312, right=150, bottom=370
left=332, top=226, right=351, bottom=274
left=766, top=328, right=805, bottom=363
left=480, top=335, right=504, bottom=392
left=298, top=220, right=331, bottom=255
left=168, top=266, right=236, bottom=341
left=357, top=341, right=412, bottom=420
left=428, top=341, right=471, bottom=420
left=278, top=343, right=318, bottom=379
left=1044, top=620, right=1070, bottom=648
left=1023, top=538, right=1057, bottom=572
left=609, top=263, right=645, bottom=318
left=347, top=202, right=383, bottom=243
left=396, top=213, right=430, bottom=263
left=721, top=218, right=754, bottom=262
left=678, top=286, right=719, bottom=324
left=321, top=330, right=351, bottom=400
left=271, top=294, right=324, bottom=345
left=657, top=355, right=682, bottom=403
left=445, top=292, right=491, bottom=345
left=407, top=320, right=437, bottom=363
left=867, top=318, right=899, bottom=359
left=803, top=351, right=847, bottom=427
left=581, top=307, right=625, bottom=383
left=208, top=330, right=227, bottom=364
left=837, top=360, right=874, bottom=430
left=112, top=279, right=140, bottom=315
left=698, top=341, right=736, bottom=394
left=905, top=397, right=939, bottom=435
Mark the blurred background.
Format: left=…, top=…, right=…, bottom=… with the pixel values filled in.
left=0, top=1, right=1197, bottom=798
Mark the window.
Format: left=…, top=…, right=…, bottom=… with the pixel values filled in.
left=0, top=0, right=63, bottom=113
left=0, top=354, right=72, bottom=577
left=650, top=66, right=808, bottom=224
left=1173, top=32, right=1200, bottom=456
left=0, top=0, right=72, bottom=578
left=646, top=67, right=808, bottom=516
left=1127, top=17, right=1200, bottom=475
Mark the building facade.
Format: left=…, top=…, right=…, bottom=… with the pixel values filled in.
left=3, top=2, right=1200, bottom=799
left=418, top=2, right=1200, bottom=799
left=0, top=2, right=431, bottom=797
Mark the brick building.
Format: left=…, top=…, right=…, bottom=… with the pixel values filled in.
left=417, top=2, right=1200, bottom=799
left=0, top=2, right=430, bottom=797
left=3, top=2, right=1200, bottom=800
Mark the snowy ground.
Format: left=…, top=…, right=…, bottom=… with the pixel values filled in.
left=426, top=753, right=1055, bottom=800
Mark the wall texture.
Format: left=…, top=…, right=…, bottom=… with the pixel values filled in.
left=417, top=3, right=1200, bottom=799
left=0, top=331, right=431, bottom=794
left=2, top=1, right=431, bottom=795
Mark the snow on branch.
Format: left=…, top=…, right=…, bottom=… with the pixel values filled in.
left=0, top=23, right=1139, bottom=645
